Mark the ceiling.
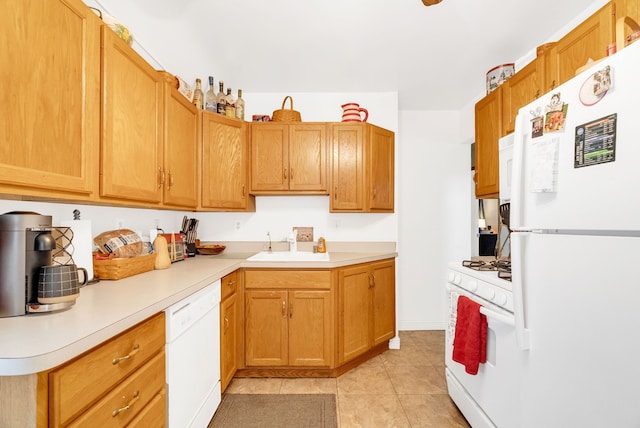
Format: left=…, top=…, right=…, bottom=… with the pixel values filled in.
left=99, top=0, right=604, bottom=110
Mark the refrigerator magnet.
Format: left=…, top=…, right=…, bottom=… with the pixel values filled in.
left=543, top=93, right=568, bottom=133
left=579, top=65, right=612, bottom=106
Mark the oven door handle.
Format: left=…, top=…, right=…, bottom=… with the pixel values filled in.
left=480, top=306, right=515, bottom=327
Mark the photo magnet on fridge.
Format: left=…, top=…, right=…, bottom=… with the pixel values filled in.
left=579, top=65, right=613, bottom=106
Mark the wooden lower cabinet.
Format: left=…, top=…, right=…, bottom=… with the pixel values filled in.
left=220, top=271, right=242, bottom=392
left=47, top=313, right=166, bottom=427
left=240, top=260, right=396, bottom=376
left=338, top=259, right=396, bottom=364
left=244, top=270, right=333, bottom=368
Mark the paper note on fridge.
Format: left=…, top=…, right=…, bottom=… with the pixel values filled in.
left=530, top=137, right=559, bottom=193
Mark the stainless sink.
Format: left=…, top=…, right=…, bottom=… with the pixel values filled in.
left=246, top=251, right=330, bottom=262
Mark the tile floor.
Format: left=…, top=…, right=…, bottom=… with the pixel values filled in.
left=224, top=330, right=470, bottom=427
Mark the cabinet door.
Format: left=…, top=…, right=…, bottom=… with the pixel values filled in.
left=474, top=88, right=502, bottom=198
left=288, top=290, right=332, bottom=367
left=371, top=260, right=396, bottom=346
left=245, top=290, right=288, bottom=366
left=100, top=27, right=164, bottom=204
left=331, top=124, right=365, bottom=211
left=0, top=0, right=100, bottom=198
left=501, top=59, right=543, bottom=135
left=221, top=293, right=238, bottom=391
left=615, top=0, right=640, bottom=29
left=547, top=2, right=615, bottom=88
left=202, top=113, right=253, bottom=210
left=163, top=83, right=197, bottom=208
left=367, top=125, right=395, bottom=212
left=289, top=124, right=328, bottom=192
left=250, top=124, right=289, bottom=191
left=338, top=264, right=372, bottom=364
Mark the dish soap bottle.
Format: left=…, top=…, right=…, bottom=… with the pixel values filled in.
left=317, top=237, right=326, bottom=253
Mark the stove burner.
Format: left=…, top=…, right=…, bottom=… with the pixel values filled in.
left=462, top=259, right=512, bottom=281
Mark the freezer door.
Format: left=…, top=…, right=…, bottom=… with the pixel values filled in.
left=511, top=42, right=640, bottom=231
left=514, top=232, right=640, bottom=428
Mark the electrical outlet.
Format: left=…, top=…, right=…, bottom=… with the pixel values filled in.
left=235, top=220, right=241, bottom=230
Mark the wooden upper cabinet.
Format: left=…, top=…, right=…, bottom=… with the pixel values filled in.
left=201, top=112, right=255, bottom=211
left=100, top=26, right=164, bottom=205
left=250, top=123, right=328, bottom=194
left=547, top=2, right=616, bottom=89
left=501, top=57, right=544, bottom=135
left=0, top=0, right=100, bottom=199
left=330, top=123, right=395, bottom=212
left=474, top=87, right=502, bottom=199
left=162, top=74, right=198, bottom=209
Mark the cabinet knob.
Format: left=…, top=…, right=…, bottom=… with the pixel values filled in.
left=283, top=168, right=288, bottom=180
left=158, top=168, right=165, bottom=189
left=168, top=171, right=174, bottom=189
left=282, top=300, right=287, bottom=317
left=290, top=168, right=294, bottom=180
left=551, top=80, right=557, bottom=89
left=289, top=302, right=293, bottom=318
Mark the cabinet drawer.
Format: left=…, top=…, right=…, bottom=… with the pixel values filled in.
left=126, top=388, right=166, bottom=428
left=49, top=313, right=165, bottom=426
left=221, top=270, right=238, bottom=301
left=245, top=270, right=330, bottom=289
left=67, top=351, right=166, bottom=427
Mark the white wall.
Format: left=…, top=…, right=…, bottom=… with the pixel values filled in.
left=397, top=111, right=471, bottom=329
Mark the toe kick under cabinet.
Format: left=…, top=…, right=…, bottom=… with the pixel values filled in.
left=45, top=313, right=166, bottom=427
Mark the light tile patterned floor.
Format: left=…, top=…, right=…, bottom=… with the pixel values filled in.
left=224, top=330, right=470, bottom=427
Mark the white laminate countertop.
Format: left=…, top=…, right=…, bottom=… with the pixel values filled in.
left=0, top=250, right=396, bottom=376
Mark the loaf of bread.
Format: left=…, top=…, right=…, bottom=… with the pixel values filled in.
left=94, top=229, right=143, bottom=258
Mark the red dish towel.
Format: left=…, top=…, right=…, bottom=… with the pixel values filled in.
left=452, top=295, right=488, bottom=375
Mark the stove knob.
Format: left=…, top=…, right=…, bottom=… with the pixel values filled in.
left=496, top=293, right=508, bottom=306
left=468, top=281, right=478, bottom=292
left=453, top=274, right=462, bottom=285
left=484, top=288, right=495, bottom=300
left=448, top=272, right=455, bottom=282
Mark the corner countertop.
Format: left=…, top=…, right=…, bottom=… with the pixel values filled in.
left=0, top=245, right=397, bottom=376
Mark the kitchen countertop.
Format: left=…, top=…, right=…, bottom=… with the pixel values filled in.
left=0, top=248, right=397, bottom=376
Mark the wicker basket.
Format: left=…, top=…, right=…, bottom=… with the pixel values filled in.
left=93, top=253, right=156, bottom=280
left=272, top=96, right=301, bottom=122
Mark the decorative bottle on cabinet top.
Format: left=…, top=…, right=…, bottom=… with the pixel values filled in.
left=193, top=78, right=204, bottom=109
left=225, top=88, right=236, bottom=118
left=216, top=81, right=226, bottom=115
left=205, top=76, right=216, bottom=112
left=235, top=89, right=245, bottom=120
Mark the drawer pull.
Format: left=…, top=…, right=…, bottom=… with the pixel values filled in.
left=111, top=390, right=140, bottom=417
left=227, top=280, right=236, bottom=287
left=112, top=344, right=140, bottom=365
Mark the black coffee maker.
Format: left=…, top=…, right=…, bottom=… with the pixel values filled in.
left=0, top=211, right=66, bottom=317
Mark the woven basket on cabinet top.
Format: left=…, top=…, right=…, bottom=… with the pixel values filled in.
left=272, top=96, right=301, bottom=122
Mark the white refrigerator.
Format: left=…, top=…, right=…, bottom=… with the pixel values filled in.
left=510, top=41, right=640, bottom=427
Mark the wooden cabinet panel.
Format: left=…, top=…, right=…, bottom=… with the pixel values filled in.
left=244, top=270, right=333, bottom=368
left=288, top=290, right=332, bottom=367
left=330, top=123, right=394, bottom=212
left=250, top=123, right=328, bottom=194
left=371, top=260, right=396, bottom=346
left=501, top=59, right=543, bottom=135
left=474, top=88, right=502, bottom=198
left=330, top=124, right=365, bottom=211
left=338, top=264, right=372, bottom=363
left=251, top=124, right=289, bottom=192
left=289, top=124, right=328, bottom=192
left=49, top=313, right=165, bottom=427
left=0, top=0, right=100, bottom=199
left=67, top=352, right=165, bottom=427
left=368, top=125, right=395, bottom=211
left=163, top=79, right=198, bottom=208
left=126, top=388, right=166, bottom=428
left=201, top=112, right=254, bottom=211
left=221, top=293, right=238, bottom=391
left=100, top=26, right=164, bottom=204
left=338, top=260, right=396, bottom=364
left=245, top=290, right=288, bottom=366
left=547, top=2, right=615, bottom=89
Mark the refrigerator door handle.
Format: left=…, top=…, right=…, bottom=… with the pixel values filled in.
left=510, top=113, right=525, bottom=230
left=511, top=231, right=532, bottom=350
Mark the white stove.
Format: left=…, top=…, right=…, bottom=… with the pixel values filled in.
left=447, top=262, right=513, bottom=312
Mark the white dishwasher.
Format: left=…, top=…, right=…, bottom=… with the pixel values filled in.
left=165, top=280, right=221, bottom=428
